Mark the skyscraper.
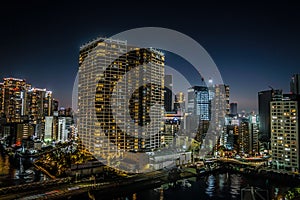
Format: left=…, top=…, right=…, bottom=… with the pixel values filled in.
left=271, top=94, right=300, bottom=171
left=239, top=118, right=250, bottom=154
left=249, top=114, right=259, bottom=155
left=78, top=37, right=165, bottom=160
left=290, top=74, right=300, bottom=95
left=27, top=88, right=46, bottom=124
left=258, top=89, right=282, bottom=144
left=210, top=84, right=230, bottom=132
left=187, top=86, right=210, bottom=120
left=164, top=75, right=173, bottom=112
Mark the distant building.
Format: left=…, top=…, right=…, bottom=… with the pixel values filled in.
left=162, top=111, right=183, bottom=146
left=58, top=117, right=72, bottom=141
left=290, top=74, right=300, bottom=95
left=187, top=86, right=210, bottom=120
left=230, top=102, right=238, bottom=116
left=174, top=92, right=185, bottom=113
left=270, top=94, right=300, bottom=172
left=52, top=99, right=59, bottom=113
left=16, top=123, right=34, bottom=145
left=258, top=89, right=282, bottom=145
left=239, top=118, right=250, bottom=154
left=44, top=116, right=58, bottom=141
left=2, top=78, right=30, bottom=123
left=43, top=91, right=54, bottom=116
left=249, top=114, right=259, bottom=155
left=0, top=77, right=61, bottom=144
left=27, top=88, right=46, bottom=124
left=210, top=84, right=230, bottom=134
left=222, top=124, right=239, bottom=151
left=164, top=75, right=173, bottom=112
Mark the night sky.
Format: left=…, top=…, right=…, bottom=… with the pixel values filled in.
left=0, top=1, right=299, bottom=112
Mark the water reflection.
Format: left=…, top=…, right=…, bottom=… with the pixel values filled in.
left=121, top=172, right=292, bottom=200
left=0, top=153, right=45, bottom=187
left=205, top=174, right=215, bottom=197
left=230, top=174, right=242, bottom=198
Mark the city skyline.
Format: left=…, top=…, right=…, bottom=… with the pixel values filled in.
left=0, top=2, right=300, bottom=112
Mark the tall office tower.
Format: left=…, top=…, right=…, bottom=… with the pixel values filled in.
left=174, top=92, right=185, bottom=113
left=164, top=75, right=173, bottom=112
left=44, top=116, right=58, bottom=141
left=230, top=102, right=238, bottom=116
left=258, top=89, right=282, bottom=144
left=239, top=118, right=250, bottom=154
left=187, top=86, right=211, bottom=147
left=58, top=117, right=72, bottom=141
left=27, top=88, right=46, bottom=124
left=271, top=94, right=300, bottom=172
left=78, top=37, right=164, bottom=159
left=43, top=91, right=53, bottom=116
left=249, top=114, right=259, bottom=155
left=290, top=74, right=300, bottom=95
left=187, top=86, right=210, bottom=120
left=3, top=78, right=30, bottom=123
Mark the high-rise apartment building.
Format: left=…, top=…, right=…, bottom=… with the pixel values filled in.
left=78, top=37, right=165, bottom=160
left=3, top=78, right=30, bottom=123
left=27, top=88, right=46, bottom=124
left=271, top=94, right=300, bottom=171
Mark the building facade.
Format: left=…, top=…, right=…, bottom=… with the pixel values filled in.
left=271, top=95, right=299, bottom=171
left=164, top=75, right=173, bottom=112
left=187, top=86, right=210, bottom=120
left=258, top=89, right=282, bottom=144
left=78, top=37, right=165, bottom=161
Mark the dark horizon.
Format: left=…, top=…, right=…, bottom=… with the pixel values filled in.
left=0, top=1, right=299, bottom=112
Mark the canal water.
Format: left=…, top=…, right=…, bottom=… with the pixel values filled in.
left=95, top=172, right=293, bottom=200
left=0, top=151, right=295, bottom=199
